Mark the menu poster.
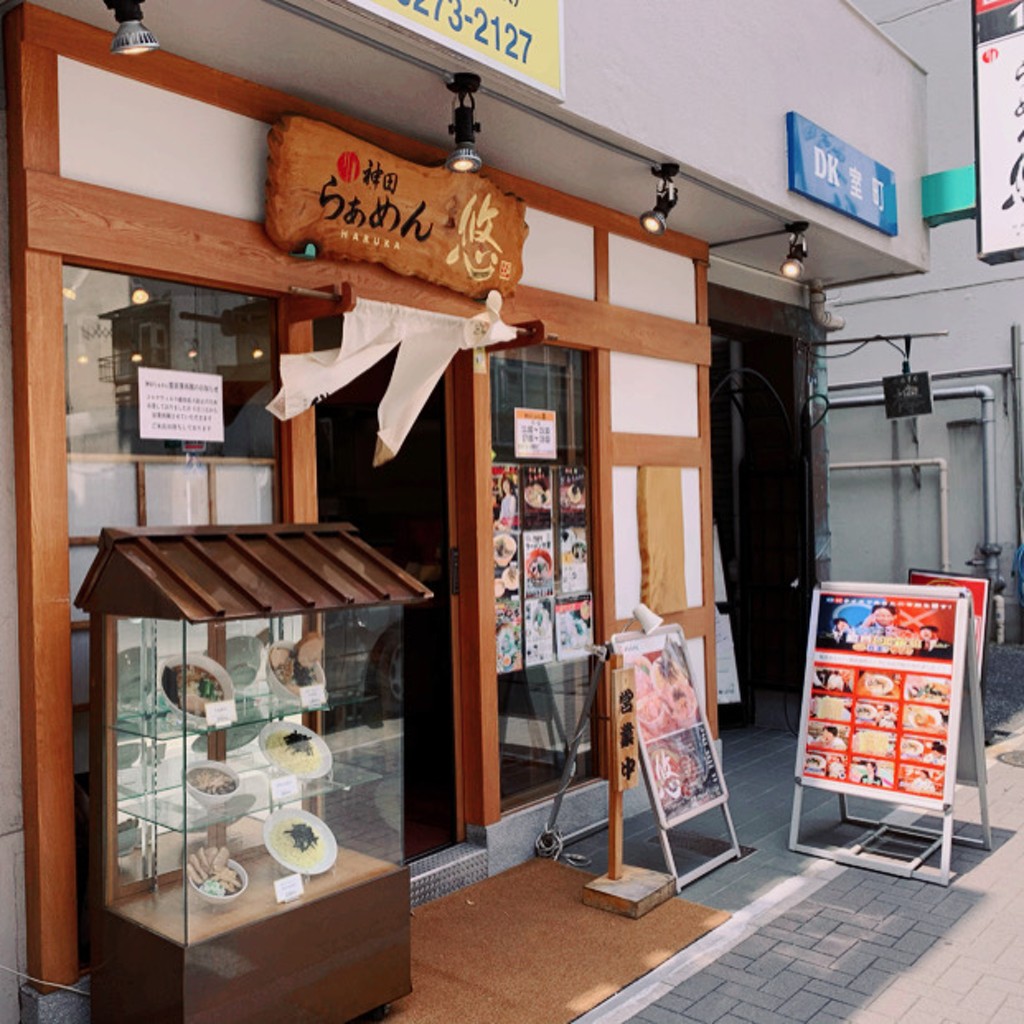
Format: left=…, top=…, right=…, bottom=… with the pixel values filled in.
left=799, top=587, right=965, bottom=807
left=492, top=464, right=520, bottom=531
left=493, top=530, right=519, bottom=602
left=522, top=530, right=555, bottom=597
left=611, top=624, right=728, bottom=829
left=559, top=525, right=588, bottom=593
left=555, top=593, right=594, bottom=662
left=514, top=407, right=557, bottom=460
left=908, top=569, right=989, bottom=674
left=495, top=599, right=522, bottom=675
left=521, top=465, right=553, bottom=529
left=524, top=597, right=555, bottom=666
left=559, top=466, right=586, bottom=527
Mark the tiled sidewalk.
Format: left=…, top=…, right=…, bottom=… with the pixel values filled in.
left=574, top=726, right=1024, bottom=1024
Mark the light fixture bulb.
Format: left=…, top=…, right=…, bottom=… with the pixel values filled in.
left=130, top=351, right=143, bottom=363
left=780, top=256, right=804, bottom=279
left=63, top=286, right=77, bottom=301
left=446, top=72, right=482, bottom=173
left=251, top=344, right=265, bottom=360
left=105, top=1, right=159, bottom=55
left=76, top=352, right=89, bottom=365
left=780, top=223, right=808, bottom=279
left=131, top=286, right=149, bottom=305
left=446, top=146, right=482, bottom=174
left=639, top=164, right=680, bottom=235
left=187, top=341, right=199, bottom=360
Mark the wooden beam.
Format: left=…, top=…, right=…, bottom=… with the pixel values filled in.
left=611, top=434, right=703, bottom=468
left=451, top=350, right=501, bottom=824
left=6, top=5, right=79, bottom=986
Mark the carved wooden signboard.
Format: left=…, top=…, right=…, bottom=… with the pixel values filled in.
left=265, top=115, right=528, bottom=299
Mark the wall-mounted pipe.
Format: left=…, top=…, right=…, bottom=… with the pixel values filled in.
left=828, top=385, right=1000, bottom=590
left=809, top=279, right=846, bottom=332
left=830, top=458, right=950, bottom=571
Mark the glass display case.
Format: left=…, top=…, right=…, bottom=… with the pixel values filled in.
left=78, top=524, right=432, bottom=1024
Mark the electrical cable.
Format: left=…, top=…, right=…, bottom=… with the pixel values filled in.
left=710, top=368, right=793, bottom=448
left=0, top=963, right=89, bottom=996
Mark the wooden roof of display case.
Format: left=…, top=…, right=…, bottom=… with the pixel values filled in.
left=75, top=523, right=433, bottom=622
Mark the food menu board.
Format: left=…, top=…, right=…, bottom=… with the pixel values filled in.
left=908, top=570, right=989, bottom=675
left=611, top=625, right=728, bottom=829
left=798, top=586, right=968, bottom=808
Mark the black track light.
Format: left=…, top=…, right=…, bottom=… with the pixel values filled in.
left=639, top=163, right=680, bottom=236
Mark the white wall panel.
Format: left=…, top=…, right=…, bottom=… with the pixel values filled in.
left=608, top=235, right=695, bottom=322
left=520, top=208, right=594, bottom=299
left=612, top=466, right=640, bottom=620
left=58, top=57, right=267, bottom=222
left=214, top=465, right=275, bottom=524
left=681, top=468, right=703, bottom=608
left=609, top=353, right=698, bottom=436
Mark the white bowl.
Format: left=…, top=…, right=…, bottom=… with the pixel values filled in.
left=258, top=721, right=332, bottom=780
left=159, top=654, right=236, bottom=728
left=266, top=641, right=326, bottom=704
left=263, top=809, right=337, bottom=876
left=224, top=634, right=266, bottom=690
left=188, top=858, right=248, bottom=905
left=185, top=759, right=242, bottom=806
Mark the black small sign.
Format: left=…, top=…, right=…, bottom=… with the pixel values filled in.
left=882, top=371, right=933, bottom=419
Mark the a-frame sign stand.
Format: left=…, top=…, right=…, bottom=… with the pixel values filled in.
left=789, top=582, right=991, bottom=887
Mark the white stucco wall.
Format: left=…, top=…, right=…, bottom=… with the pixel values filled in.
left=0, top=109, right=27, bottom=1024
left=825, top=0, right=1024, bottom=635
left=561, top=0, right=930, bottom=272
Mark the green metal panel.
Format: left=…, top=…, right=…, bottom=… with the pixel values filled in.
left=921, top=166, right=976, bottom=227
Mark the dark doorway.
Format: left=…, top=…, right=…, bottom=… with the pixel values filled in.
left=313, top=323, right=456, bottom=861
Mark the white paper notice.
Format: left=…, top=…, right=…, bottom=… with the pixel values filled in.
left=300, top=684, right=328, bottom=710
left=270, top=774, right=301, bottom=802
left=514, top=408, right=557, bottom=459
left=274, top=873, right=305, bottom=903
left=204, top=700, right=238, bottom=729
left=138, top=367, right=224, bottom=443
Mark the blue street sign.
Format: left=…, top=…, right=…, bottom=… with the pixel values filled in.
left=787, top=112, right=898, bottom=236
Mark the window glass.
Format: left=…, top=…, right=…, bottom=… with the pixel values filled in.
left=490, top=346, right=595, bottom=807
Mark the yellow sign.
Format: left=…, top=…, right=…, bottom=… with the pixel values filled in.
left=265, top=115, right=527, bottom=300
left=344, top=0, right=563, bottom=96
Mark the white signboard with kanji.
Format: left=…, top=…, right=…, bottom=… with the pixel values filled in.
left=138, top=367, right=224, bottom=443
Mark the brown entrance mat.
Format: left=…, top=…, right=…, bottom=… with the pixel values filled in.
left=389, top=857, right=730, bottom=1024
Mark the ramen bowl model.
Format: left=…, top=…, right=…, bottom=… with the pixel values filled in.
left=159, top=654, right=235, bottom=728
left=185, top=759, right=242, bottom=806
left=263, top=809, right=337, bottom=875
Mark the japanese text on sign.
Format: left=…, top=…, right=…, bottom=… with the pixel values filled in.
left=786, top=112, right=898, bottom=236
left=514, top=407, right=556, bottom=459
left=138, top=367, right=224, bottom=443
left=342, top=0, right=563, bottom=97
left=611, top=666, right=639, bottom=792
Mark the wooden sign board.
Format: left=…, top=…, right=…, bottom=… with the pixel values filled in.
left=265, top=115, right=528, bottom=299
left=610, top=666, right=639, bottom=793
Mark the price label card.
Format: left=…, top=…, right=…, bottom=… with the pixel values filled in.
left=270, top=774, right=301, bottom=802
left=204, top=699, right=238, bottom=729
left=300, top=684, right=327, bottom=710
left=273, top=873, right=304, bottom=904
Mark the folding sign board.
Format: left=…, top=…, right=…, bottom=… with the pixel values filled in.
left=789, top=582, right=991, bottom=885
left=611, top=624, right=741, bottom=890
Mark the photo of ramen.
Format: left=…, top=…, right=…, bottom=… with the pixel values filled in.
left=857, top=672, right=897, bottom=697
left=814, top=666, right=853, bottom=693
left=902, top=703, right=948, bottom=735
left=898, top=765, right=945, bottom=797
left=903, top=675, right=951, bottom=704
left=645, top=730, right=723, bottom=821
left=853, top=700, right=898, bottom=729
left=632, top=636, right=699, bottom=741
left=810, top=695, right=852, bottom=722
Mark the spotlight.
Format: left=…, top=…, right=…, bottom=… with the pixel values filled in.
left=639, top=163, right=680, bottom=236
left=446, top=72, right=482, bottom=173
left=62, top=287, right=77, bottom=301
left=131, top=286, right=149, bottom=305
left=130, top=350, right=143, bottom=363
left=251, top=343, right=265, bottom=360
left=632, top=603, right=664, bottom=636
left=187, top=340, right=199, bottom=360
left=104, top=0, right=160, bottom=55
left=780, top=222, right=808, bottom=279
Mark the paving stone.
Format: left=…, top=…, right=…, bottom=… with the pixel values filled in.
left=806, top=1012, right=847, bottom=1024
left=802, top=977, right=866, bottom=1007
left=717, top=982, right=784, bottom=1012
left=730, top=935, right=778, bottom=960
left=831, top=947, right=878, bottom=976
left=725, top=1002, right=794, bottom=1024
left=892, top=927, right=938, bottom=957
left=685, top=990, right=739, bottom=1023
left=846, top=965, right=895, bottom=997
left=774, top=990, right=830, bottom=1022
left=759, top=925, right=819, bottom=949
left=667, top=972, right=723, bottom=1003
left=796, top=915, right=840, bottom=940
left=703, top=963, right=767, bottom=989
left=758, top=970, right=809, bottom=1001
left=744, top=951, right=795, bottom=980
left=873, top=913, right=917, bottom=939
left=635, top=1004, right=691, bottom=1024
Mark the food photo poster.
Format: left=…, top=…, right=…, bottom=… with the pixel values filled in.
left=611, top=625, right=728, bottom=829
left=798, top=587, right=966, bottom=806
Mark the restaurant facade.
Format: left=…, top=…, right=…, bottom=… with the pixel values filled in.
left=0, top=2, right=929, bottom=1020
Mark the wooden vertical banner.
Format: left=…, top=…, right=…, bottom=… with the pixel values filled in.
left=611, top=665, right=639, bottom=793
